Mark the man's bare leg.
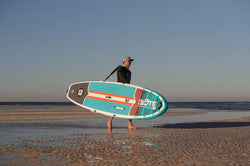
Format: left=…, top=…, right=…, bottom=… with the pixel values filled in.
left=128, top=119, right=138, bottom=129
left=107, top=117, right=113, bottom=129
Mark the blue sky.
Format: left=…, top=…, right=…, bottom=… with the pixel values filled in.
left=1, top=0, right=250, bottom=102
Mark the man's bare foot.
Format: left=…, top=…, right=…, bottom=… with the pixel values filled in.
left=128, top=125, right=139, bottom=130
left=128, top=119, right=138, bottom=129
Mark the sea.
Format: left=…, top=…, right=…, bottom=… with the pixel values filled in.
left=0, top=101, right=249, bottom=110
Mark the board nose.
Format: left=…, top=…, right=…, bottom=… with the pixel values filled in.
left=66, top=82, right=90, bottom=105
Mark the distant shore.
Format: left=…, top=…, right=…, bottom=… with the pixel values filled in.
left=1, top=101, right=250, bottom=110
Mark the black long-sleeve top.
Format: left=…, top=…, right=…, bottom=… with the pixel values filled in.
left=117, top=65, right=131, bottom=84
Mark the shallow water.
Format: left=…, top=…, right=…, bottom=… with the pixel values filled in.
left=0, top=109, right=249, bottom=146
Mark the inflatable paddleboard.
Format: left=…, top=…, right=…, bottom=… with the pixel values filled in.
left=66, top=81, right=168, bottom=120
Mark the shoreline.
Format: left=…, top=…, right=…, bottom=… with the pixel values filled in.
left=1, top=105, right=249, bottom=122
left=0, top=109, right=207, bottom=121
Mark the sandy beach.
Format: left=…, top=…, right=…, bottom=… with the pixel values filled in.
left=0, top=106, right=250, bottom=166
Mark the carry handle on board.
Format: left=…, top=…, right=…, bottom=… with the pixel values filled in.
left=103, top=65, right=120, bottom=82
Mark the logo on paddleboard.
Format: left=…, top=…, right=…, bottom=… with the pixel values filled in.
left=139, top=99, right=157, bottom=110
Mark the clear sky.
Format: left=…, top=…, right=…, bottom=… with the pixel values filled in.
left=1, top=0, right=250, bottom=102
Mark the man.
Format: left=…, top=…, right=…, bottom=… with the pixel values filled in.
left=107, top=57, right=138, bottom=129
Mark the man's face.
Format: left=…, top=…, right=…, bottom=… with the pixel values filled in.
left=124, top=60, right=132, bottom=67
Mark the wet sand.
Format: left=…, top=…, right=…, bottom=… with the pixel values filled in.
left=0, top=106, right=250, bottom=165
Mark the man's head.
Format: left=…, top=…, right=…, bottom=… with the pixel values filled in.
left=123, top=57, right=134, bottom=67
